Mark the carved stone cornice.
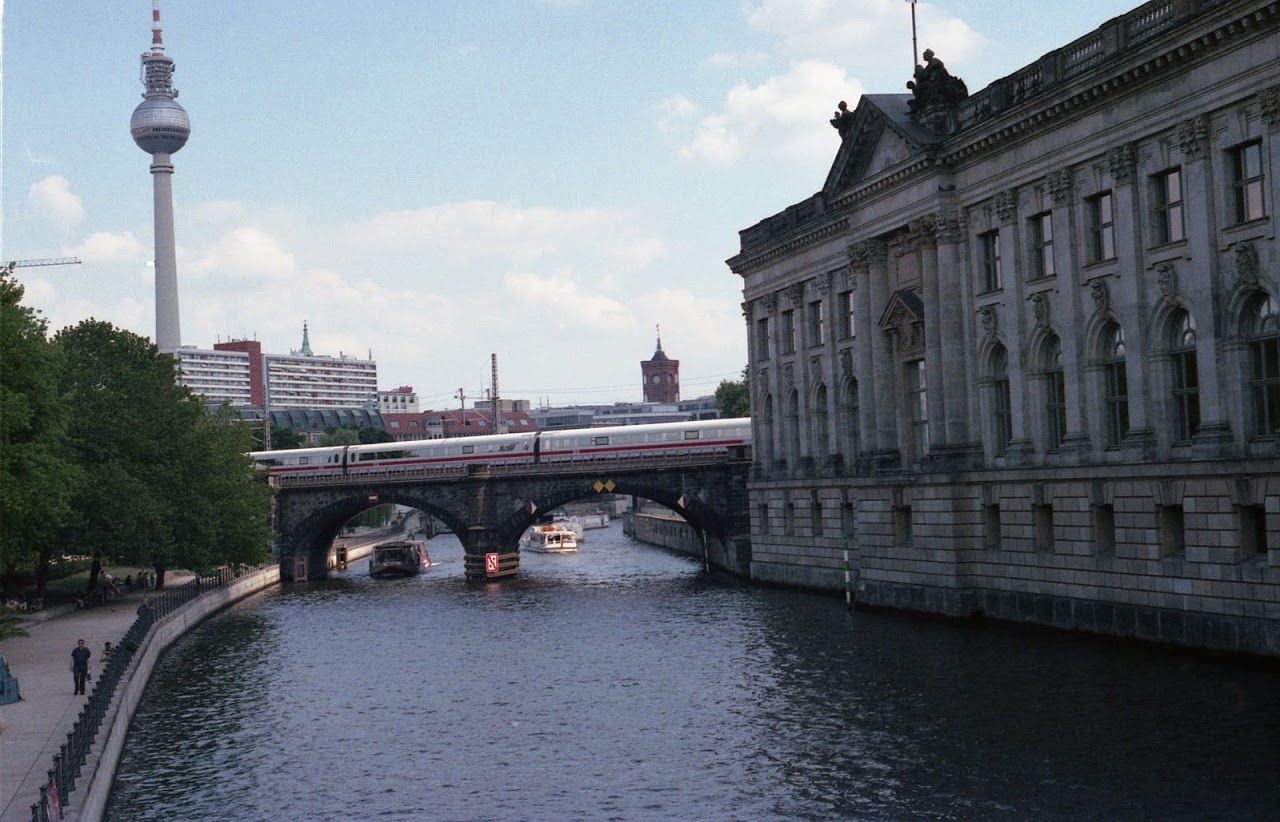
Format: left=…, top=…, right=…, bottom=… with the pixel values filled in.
left=1048, top=170, right=1074, bottom=206
left=1108, top=143, right=1137, bottom=186
left=1157, top=263, right=1177, bottom=301
left=1031, top=291, right=1051, bottom=329
left=848, top=238, right=888, bottom=268
left=808, top=357, right=823, bottom=385
left=1236, top=241, right=1260, bottom=290
left=935, top=209, right=966, bottom=243
left=1089, top=278, right=1111, bottom=317
left=907, top=214, right=938, bottom=247
left=995, top=190, right=1017, bottom=224
left=1178, top=116, right=1207, bottom=159
left=1261, top=86, right=1280, bottom=131
left=978, top=305, right=998, bottom=338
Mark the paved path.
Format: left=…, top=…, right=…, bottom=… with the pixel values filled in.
left=0, top=575, right=193, bottom=822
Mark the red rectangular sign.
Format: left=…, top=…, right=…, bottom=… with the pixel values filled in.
left=485, top=552, right=499, bottom=574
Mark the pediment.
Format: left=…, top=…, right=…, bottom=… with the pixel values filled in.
left=878, top=288, right=926, bottom=359
left=822, top=94, right=936, bottom=197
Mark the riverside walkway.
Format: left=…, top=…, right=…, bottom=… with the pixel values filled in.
left=0, top=576, right=191, bottom=822
left=0, top=565, right=282, bottom=822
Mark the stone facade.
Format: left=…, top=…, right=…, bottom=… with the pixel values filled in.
left=727, top=0, right=1280, bottom=654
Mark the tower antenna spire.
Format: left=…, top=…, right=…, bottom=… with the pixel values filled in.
left=131, top=0, right=191, bottom=353
left=151, top=0, right=165, bottom=55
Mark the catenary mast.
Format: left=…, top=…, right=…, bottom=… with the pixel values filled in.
left=130, top=0, right=190, bottom=352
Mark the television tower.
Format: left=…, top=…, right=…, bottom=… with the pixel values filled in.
left=130, top=1, right=190, bottom=352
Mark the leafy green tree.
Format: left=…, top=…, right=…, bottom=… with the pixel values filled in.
left=320, top=427, right=360, bottom=447
left=266, top=424, right=304, bottom=450
left=0, top=274, right=77, bottom=599
left=55, top=321, right=272, bottom=589
left=714, top=366, right=751, bottom=418
left=357, top=426, right=394, bottom=444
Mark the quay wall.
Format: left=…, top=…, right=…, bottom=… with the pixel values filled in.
left=624, top=512, right=703, bottom=559
left=74, top=566, right=280, bottom=821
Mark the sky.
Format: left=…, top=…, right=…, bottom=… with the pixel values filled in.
left=2, top=0, right=1140, bottom=409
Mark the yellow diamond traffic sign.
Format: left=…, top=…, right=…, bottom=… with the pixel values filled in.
left=593, top=479, right=616, bottom=493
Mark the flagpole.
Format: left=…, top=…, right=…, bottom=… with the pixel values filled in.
left=910, top=0, right=918, bottom=67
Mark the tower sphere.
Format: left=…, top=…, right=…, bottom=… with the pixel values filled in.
left=131, top=96, right=190, bottom=155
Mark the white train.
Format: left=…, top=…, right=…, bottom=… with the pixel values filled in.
left=251, top=418, right=751, bottom=480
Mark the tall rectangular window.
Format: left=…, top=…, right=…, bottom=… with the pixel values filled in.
left=991, top=346, right=1013, bottom=456
left=1159, top=504, right=1185, bottom=557
left=1030, top=212, right=1055, bottom=279
left=908, top=360, right=929, bottom=459
left=1045, top=336, right=1067, bottom=451
left=1240, top=504, right=1268, bottom=556
left=895, top=504, right=913, bottom=547
left=1093, top=503, right=1115, bottom=553
left=838, top=290, right=855, bottom=338
left=1231, top=141, right=1266, bottom=224
left=755, top=317, right=771, bottom=361
left=780, top=310, right=796, bottom=355
left=1102, top=324, right=1130, bottom=448
left=979, top=229, right=1002, bottom=292
left=1034, top=504, right=1055, bottom=552
left=807, top=299, right=825, bottom=348
left=1154, top=168, right=1184, bottom=244
left=1088, top=191, right=1116, bottom=262
left=983, top=503, right=1002, bottom=550
left=1171, top=312, right=1200, bottom=442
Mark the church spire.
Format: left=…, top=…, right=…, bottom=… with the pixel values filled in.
left=301, top=321, right=313, bottom=357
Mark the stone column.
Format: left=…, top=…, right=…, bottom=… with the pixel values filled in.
left=935, top=209, right=973, bottom=449
left=851, top=239, right=893, bottom=458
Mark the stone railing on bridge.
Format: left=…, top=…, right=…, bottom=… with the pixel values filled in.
left=269, top=451, right=751, bottom=489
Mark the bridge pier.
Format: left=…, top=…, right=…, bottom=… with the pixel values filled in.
left=458, top=526, right=520, bottom=581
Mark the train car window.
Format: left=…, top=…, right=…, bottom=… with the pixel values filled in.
left=462, top=445, right=475, bottom=454
left=685, top=430, right=701, bottom=440
left=299, top=457, right=312, bottom=465
left=593, top=436, right=609, bottom=446
left=497, top=443, right=516, bottom=452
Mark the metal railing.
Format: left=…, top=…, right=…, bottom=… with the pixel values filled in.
left=29, top=566, right=255, bottom=822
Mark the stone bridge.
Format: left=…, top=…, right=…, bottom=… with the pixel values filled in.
left=272, top=456, right=751, bottom=581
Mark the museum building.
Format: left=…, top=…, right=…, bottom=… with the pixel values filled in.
left=727, top=0, right=1280, bottom=653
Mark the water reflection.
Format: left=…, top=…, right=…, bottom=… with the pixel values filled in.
left=108, top=524, right=1280, bottom=821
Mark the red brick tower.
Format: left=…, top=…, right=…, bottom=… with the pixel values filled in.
left=641, top=327, right=680, bottom=403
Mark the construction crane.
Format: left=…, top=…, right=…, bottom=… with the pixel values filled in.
left=1, top=257, right=82, bottom=276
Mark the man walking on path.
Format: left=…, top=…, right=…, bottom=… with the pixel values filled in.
left=69, top=639, right=91, bottom=695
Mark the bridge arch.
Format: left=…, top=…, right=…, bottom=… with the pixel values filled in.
left=273, top=460, right=750, bottom=582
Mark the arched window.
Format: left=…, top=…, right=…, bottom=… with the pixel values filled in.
left=1248, top=295, right=1280, bottom=437
left=758, top=392, right=774, bottom=466
left=1101, top=322, right=1129, bottom=447
left=990, top=344, right=1012, bottom=455
left=841, top=378, right=860, bottom=463
left=1044, top=335, right=1067, bottom=451
left=1169, top=310, right=1200, bottom=442
left=813, top=384, right=829, bottom=461
left=785, top=389, right=801, bottom=466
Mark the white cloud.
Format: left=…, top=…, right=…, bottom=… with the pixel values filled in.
left=28, top=176, right=84, bottom=230
left=678, top=60, right=859, bottom=166
left=342, top=201, right=665, bottom=273
left=66, top=231, right=147, bottom=264
left=503, top=270, right=630, bottom=331
left=745, top=0, right=984, bottom=69
left=185, top=226, right=299, bottom=283
left=656, top=95, right=698, bottom=133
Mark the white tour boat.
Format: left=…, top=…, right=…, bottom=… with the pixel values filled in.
left=522, top=524, right=579, bottom=553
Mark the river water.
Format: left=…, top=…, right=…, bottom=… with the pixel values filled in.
left=107, top=522, right=1280, bottom=820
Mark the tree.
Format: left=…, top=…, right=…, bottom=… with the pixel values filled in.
left=0, top=274, right=77, bottom=599
left=320, top=427, right=360, bottom=447
left=358, top=426, right=395, bottom=445
left=266, top=424, right=304, bottom=450
left=55, top=321, right=272, bottom=589
left=714, top=366, right=751, bottom=418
